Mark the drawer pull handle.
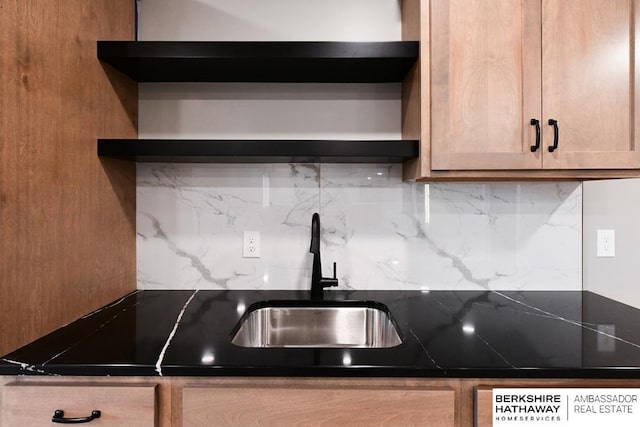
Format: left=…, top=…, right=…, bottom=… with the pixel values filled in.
left=530, top=118, right=541, bottom=152
left=548, top=119, right=559, bottom=152
left=52, top=409, right=101, bottom=424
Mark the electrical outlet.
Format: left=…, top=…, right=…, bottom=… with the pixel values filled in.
left=596, top=229, right=615, bottom=258
left=243, top=231, right=260, bottom=258
left=597, top=324, right=616, bottom=352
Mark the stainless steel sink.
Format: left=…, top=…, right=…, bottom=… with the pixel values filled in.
left=230, top=300, right=402, bottom=348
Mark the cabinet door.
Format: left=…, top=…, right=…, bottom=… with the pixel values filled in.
left=474, top=388, right=493, bottom=427
left=431, top=0, right=542, bottom=170
left=1, top=384, right=157, bottom=427
left=183, top=385, right=455, bottom=427
left=542, top=0, right=640, bottom=169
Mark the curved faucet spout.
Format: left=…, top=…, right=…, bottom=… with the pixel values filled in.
left=310, top=213, right=320, bottom=254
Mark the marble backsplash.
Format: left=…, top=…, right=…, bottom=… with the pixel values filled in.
left=137, top=163, right=582, bottom=291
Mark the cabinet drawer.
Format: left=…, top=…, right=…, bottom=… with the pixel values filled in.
left=183, top=384, right=455, bottom=426
left=1, top=384, right=156, bottom=427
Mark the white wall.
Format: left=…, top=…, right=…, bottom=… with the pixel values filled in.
left=583, top=178, right=640, bottom=309
left=138, top=0, right=403, bottom=142
left=136, top=0, right=583, bottom=292
left=138, top=0, right=401, bottom=42
left=139, top=82, right=401, bottom=141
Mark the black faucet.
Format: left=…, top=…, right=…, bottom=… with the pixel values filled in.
left=310, top=212, right=338, bottom=300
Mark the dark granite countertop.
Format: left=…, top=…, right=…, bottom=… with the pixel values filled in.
left=1, top=290, right=640, bottom=378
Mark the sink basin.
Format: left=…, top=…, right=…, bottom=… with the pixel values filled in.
left=230, top=300, right=402, bottom=348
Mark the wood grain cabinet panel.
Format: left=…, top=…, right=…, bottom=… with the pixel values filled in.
left=542, top=0, right=640, bottom=169
left=426, top=0, right=640, bottom=174
left=1, top=384, right=157, bottom=427
left=183, top=385, right=455, bottom=427
left=0, top=0, right=137, bottom=357
left=431, top=0, right=542, bottom=171
left=474, top=388, right=494, bottom=427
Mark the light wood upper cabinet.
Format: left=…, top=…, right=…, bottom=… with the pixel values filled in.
left=431, top=0, right=542, bottom=171
left=542, top=0, right=640, bottom=169
left=409, top=0, right=640, bottom=177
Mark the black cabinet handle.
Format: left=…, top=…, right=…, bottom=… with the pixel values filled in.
left=52, top=410, right=101, bottom=424
left=530, top=119, right=541, bottom=152
left=548, top=119, right=559, bottom=152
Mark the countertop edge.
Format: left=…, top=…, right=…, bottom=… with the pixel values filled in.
left=3, top=365, right=640, bottom=379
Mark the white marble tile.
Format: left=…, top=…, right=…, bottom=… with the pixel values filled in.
left=137, top=163, right=582, bottom=291
left=137, top=163, right=320, bottom=290
left=319, top=165, right=582, bottom=291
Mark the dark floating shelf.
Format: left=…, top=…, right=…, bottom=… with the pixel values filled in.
left=97, top=41, right=419, bottom=83
left=98, top=139, right=419, bottom=163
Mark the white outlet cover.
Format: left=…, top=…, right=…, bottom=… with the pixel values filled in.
left=243, top=231, right=260, bottom=258
left=596, top=229, right=615, bottom=258
left=597, top=324, right=616, bottom=352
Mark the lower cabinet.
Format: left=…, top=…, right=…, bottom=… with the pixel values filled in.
left=2, top=377, right=640, bottom=426
left=1, top=383, right=157, bottom=427
left=474, top=388, right=495, bottom=427
left=182, top=383, right=455, bottom=427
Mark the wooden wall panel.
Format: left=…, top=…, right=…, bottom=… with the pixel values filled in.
left=0, top=0, right=137, bottom=355
left=402, top=0, right=431, bottom=180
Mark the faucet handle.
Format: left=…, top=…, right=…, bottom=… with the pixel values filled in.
left=320, top=262, right=339, bottom=289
